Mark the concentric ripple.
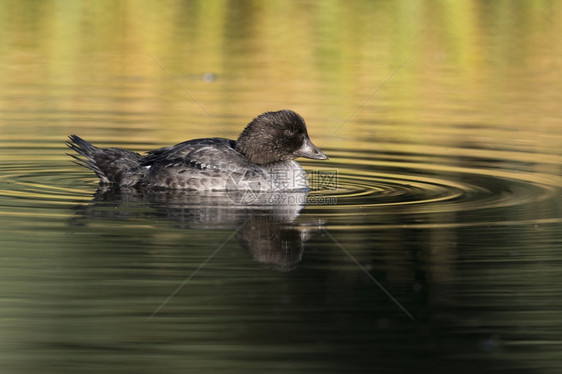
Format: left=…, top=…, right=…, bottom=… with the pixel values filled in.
left=304, top=147, right=562, bottom=227
left=1, top=141, right=561, bottom=229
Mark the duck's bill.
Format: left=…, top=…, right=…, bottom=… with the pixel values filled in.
left=295, top=138, right=329, bottom=160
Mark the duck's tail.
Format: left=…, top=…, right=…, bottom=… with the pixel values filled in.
left=66, top=135, right=143, bottom=186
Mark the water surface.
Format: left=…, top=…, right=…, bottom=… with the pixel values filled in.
left=1, top=1, right=562, bottom=373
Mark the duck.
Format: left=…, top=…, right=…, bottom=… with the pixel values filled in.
left=67, top=110, right=328, bottom=191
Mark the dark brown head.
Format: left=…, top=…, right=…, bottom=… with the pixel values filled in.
left=235, top=110, right=328, bottom=165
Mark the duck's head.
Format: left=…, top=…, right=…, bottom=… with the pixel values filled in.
left=236, top=110, right=328, bottom=165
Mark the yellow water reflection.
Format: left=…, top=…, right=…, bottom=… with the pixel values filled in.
left=1, top=1, right=561, bottom=152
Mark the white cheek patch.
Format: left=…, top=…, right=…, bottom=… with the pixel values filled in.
left=298, top=141, right=314, bottom=154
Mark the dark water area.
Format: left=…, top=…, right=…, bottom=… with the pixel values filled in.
left=1, top=1, right=562, bottom=373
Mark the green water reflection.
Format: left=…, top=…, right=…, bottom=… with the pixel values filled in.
left=1, top=1, right=562, bottom=373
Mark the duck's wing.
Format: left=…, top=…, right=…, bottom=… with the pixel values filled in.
left=140, top=138, right=265, bottom=190
left=141, top=138, right=254, bottom=172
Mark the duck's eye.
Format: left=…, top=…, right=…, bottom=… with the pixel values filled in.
left=284, top=129, right=295, bottom=137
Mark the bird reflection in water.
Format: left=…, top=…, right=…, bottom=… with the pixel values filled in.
left=72, top=187, right=323, bottom=271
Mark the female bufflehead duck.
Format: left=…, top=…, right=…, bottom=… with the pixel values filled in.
left=67, top=110, right=328, bottom=191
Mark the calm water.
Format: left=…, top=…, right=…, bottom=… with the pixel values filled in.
left=1, top=1, right=562, bottom=373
